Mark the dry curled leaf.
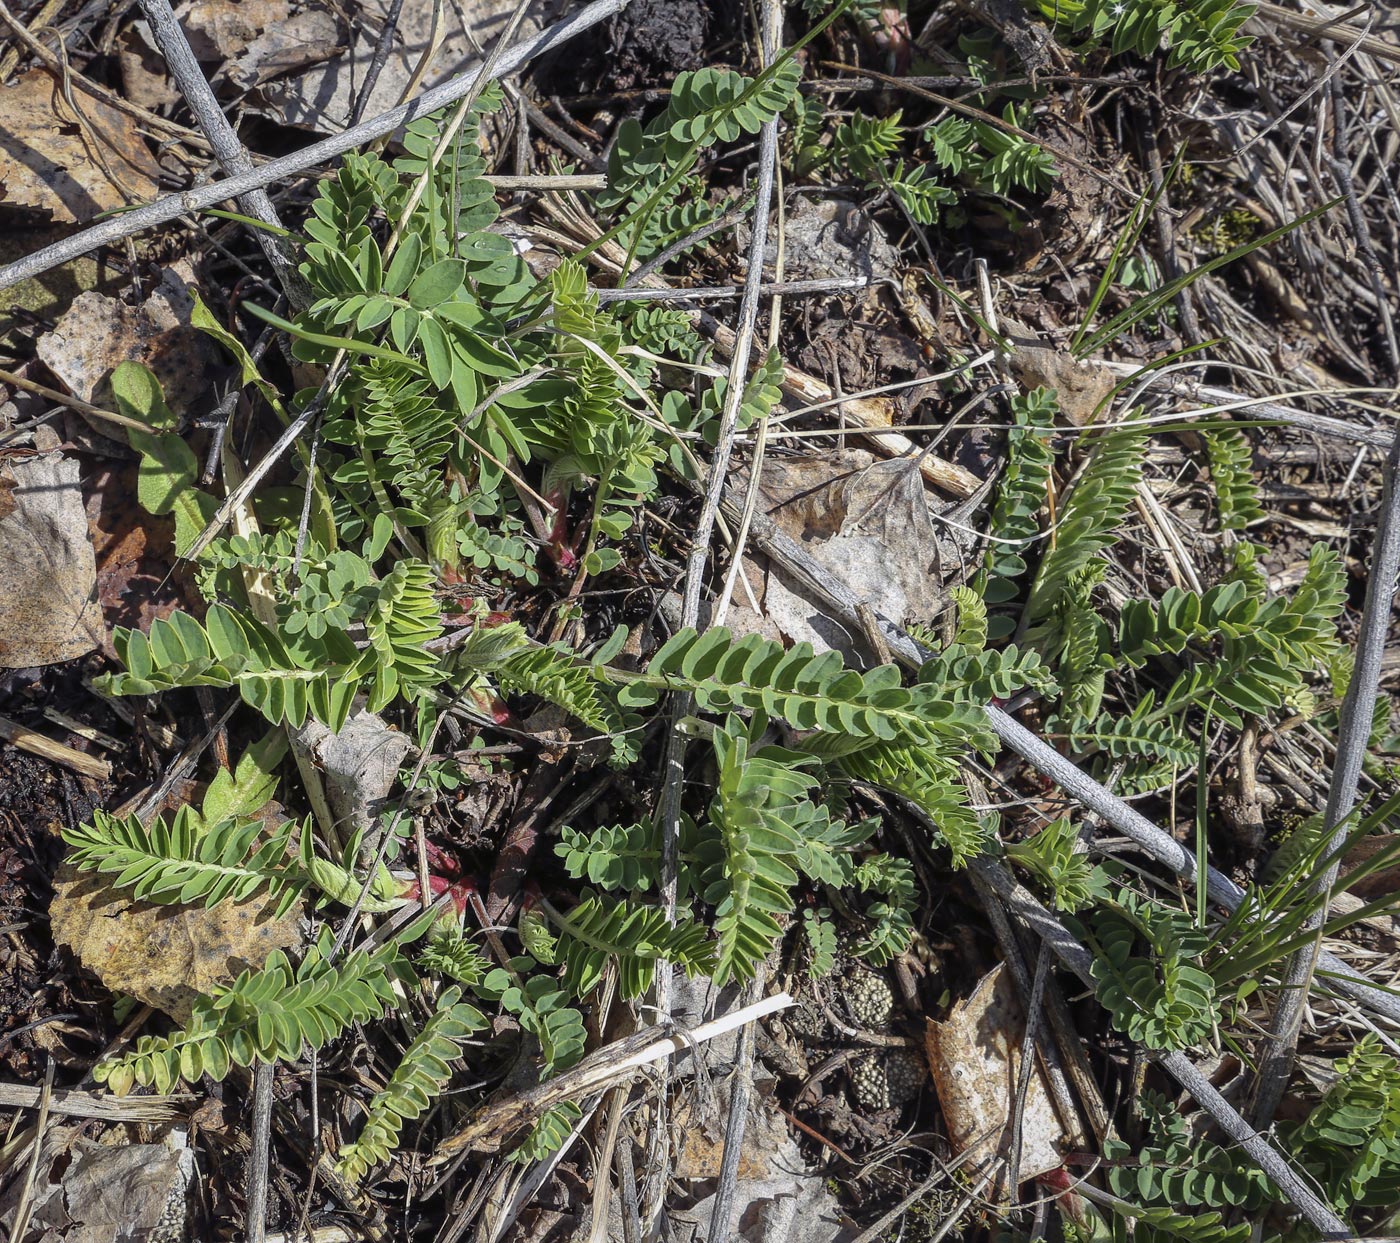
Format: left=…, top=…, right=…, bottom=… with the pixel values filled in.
left=291, top=708, right=413, bottom=860
left=0, top=448, right=103, bottom=668
left=0, top=70, right=161, bottom=223
left=176, top=0, right=291, bottom=61
left=50, top=861, right=304, bottom=1023
left=247, top=0, right=530, bottom=133
left=671, top=1089, right=791, bottom=1181
left=224, top=7, right=345, bottom=90
left=0, top=1129, right=195, bottom=1243
left=1007, top=342, right=1118, bottom=426
left=924, top=963, right=1066, bottom=1182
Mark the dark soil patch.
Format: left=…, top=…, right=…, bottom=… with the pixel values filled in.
left=538, top=0, right=729, bottom=96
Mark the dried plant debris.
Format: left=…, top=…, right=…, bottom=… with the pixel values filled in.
left=0, top=71, right=161, bottom=223
left=731, top=449, right=954, bottom=660
left=237, top=0, right=528, bottom=133
left=36, top=270, right=221, bottom=432
left=290, top=707, right=414, bottom=848
left=176, top=0, right=293, bottom=64
left=924, top=964, right=1066, bottom=1181
left=0, top=1129, right=195, bottom=1243
left=0, top=439, right=103, bottom=668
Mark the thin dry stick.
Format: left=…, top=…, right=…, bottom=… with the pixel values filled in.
left=0, top=366, right=154, bottom=435
left=1098, top=360, right=1399, bottom=450
left=1249, top=432, right=1400, bottom=1130
left=348, top=0, right=408, bottom=126
left=0, top=1080, right=196, bottom=1119
left=0, top=0, right=632, bottom=292
left=985, top=702, right=1400, bottom=1028
left=490, top=173, right=606, bottom=190
left=970, top=857, right=1348, bottom=1236
left=713, top=0, right=785, bottom=630
left=846, top=1147, right=988, bottom=1243
left=0, top=0, right=59, bottom=79
left=968, top=864, right=1092, bottom=1151
left=136, top=0, right=300, bottom=299
left=585, top=1087, right=630, bottom=1243
left=707, top=971, right=766, bottom=1242
left=594, top=275, right=872, bottom=303
left=1253, top=0, right=1400, bottom=66
left=0, top=714, right=111, bottom=780
left=643, top=27, right=783, bottom=1226
left=6, top=1060, right=56, bottom=1243
left=1327, top=73, right=1399, bottom=381
left=245, top=1061, right=275, bottom=1243
left=430, top=993, right=795, bottom=1161
left=382, top=0, right=533, bottom=260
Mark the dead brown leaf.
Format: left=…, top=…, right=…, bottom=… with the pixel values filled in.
left=0, top=70, right=161, bottom=223
left=117, top=25, right=181, bottom=113
left=50, top=861, right=304, bottom=1023
left=290, top=708, right=413, bottom=856
left=225, top=7, right=345, bottom=90
left=0, top=1129, right=195, bottom=1243
left=0, top=446, right=104, bottom=668
left=672, top=1093, right=790, bottom=1181
left=1007, top=340, right=1118, bottom=426
left=85, top=460, right=190, bottom=646
left=923, top=963, right=1065, bottom=1182
left=177, top=0, right=292, bottom=61
left=36, top=268, right=221, bottom=431
left=729, top=449, right=951, bottom=659
left=246, top=0, right=528, bottom=133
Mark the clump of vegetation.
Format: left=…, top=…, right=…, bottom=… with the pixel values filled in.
left=8, top=0, right=1397, bottom=1238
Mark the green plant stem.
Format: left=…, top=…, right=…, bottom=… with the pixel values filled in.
left=1196, top=702, right=1213, bottom=928
left=576, top=2, right=845, bottom=278
left=655, top=26, right=786, bottom=1021
left=700, top=491, right=1400, bottom=1028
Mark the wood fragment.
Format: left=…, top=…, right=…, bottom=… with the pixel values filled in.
left=430, top=992, right=794, bottom=1161
left=0, top=1082, right=194, bottom=1122
left=0, top=714, right=112, bottom=780
left=41, top=708, right=122, bottom=751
